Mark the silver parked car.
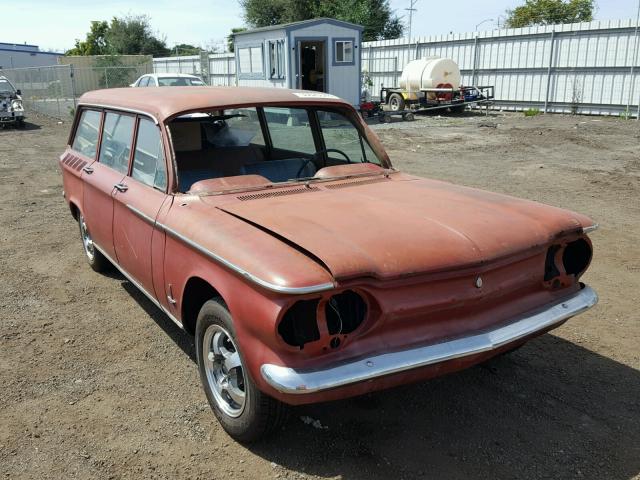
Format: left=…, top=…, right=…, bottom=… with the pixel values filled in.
left=0, top=76, right=25, bottom=128
left=130, top=73, right=206, bottom=87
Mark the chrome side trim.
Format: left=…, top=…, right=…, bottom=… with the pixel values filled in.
left=126, top=204, right=157, bottom=226
left=582, top=224, right=599, bottom=234
left=156, top=221, right=336, bottom=295
left=261, top=285, right=598, bottom=394
left=77, top=103, right=159, bottom=125
left=93, top=244, right=184, bottom=329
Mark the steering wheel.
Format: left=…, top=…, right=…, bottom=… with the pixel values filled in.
left=295, top=148, right=352, bottom=178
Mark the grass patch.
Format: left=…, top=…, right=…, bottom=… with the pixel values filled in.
left=524, top=108, right=541, bottom=117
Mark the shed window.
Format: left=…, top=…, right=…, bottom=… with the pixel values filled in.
left=335, top=40, right=354, bottom=64
left=238, top=46, right=264, bottom=77
left=268, top=40, right=286, bottom=79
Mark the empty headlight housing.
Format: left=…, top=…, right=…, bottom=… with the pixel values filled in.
left=544, top=236, right=592, bottom=288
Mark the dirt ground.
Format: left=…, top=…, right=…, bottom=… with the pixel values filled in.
left=1, top=110, right=638, bottom=480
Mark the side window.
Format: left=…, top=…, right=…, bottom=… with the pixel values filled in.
left=131, top=118, right=167, bottom=190
left=71, top=110, right=102, bottom=159
left=335, top=40, right=354, bottom=64
left=147, top=77, right=157, bottom=87
left=317, top=110, right=381, bottom=165
left=263, top=107, right=315, bottom=154
left=98, top=112, right=135, bottom=175
left=139, top=76, right=149, bottom=87
left=268, top=40, right=286, bottom=79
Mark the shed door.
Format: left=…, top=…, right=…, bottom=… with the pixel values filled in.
left=296, top=40, right=326, bottom=92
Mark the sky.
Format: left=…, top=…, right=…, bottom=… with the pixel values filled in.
left=4, top=0, right=640, bottom=53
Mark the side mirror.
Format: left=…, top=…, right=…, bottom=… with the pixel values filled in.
left=16, top=89, right=21, bottom=95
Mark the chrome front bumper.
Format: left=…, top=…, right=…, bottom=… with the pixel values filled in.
left=261, top=285, right=598, bottom=395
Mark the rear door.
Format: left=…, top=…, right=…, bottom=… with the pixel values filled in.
left=82, top=110, right=135, bottom=260
left=112, top=116, right=171, bottom=301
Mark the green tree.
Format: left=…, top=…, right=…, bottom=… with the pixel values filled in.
left=106, top=15, right=170, bottom=57
left=505, top=0, right=595, bottom=28
left=238, top=0, right=403, bottom=41
left=172, top=43, right=204, bottom=56
left=66, top=21, right=109, bottom=55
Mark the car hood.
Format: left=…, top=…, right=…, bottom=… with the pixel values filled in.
left=215, top=175, right=591, bottom=281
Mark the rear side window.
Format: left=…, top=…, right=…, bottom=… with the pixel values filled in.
left=131, top=118, right=167, bottom=190
left=98, top=112, right=134, bottom=174
left=147, top=77, right=157, bottom=86
left=139, top=76, right=149, bottom=87
left=72, top=110, right=101, bottom=159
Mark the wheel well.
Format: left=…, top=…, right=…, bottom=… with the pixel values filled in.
left=69, top=202, right=79, bottom=221
left=181, top=277, right=222, bottom=335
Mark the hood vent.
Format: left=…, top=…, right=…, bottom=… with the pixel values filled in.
left=61, top=153, right=87, bottom=172
left=325, top=176, right=390, bottom=190
left=237, top=186, right=319, bottom=201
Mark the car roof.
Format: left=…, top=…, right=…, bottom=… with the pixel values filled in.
left=78, top=87, right=349, bottom=123
left=150, top=73, right=202, bottom=78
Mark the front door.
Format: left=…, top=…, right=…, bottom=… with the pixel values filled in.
left=297, top=40, right=326, bottom=92
left=83, top=111, right=135, bottom=261
left=112, top=117, right=170, bottom=300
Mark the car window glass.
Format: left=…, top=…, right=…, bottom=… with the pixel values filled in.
left=71, top=110, right=102, bottom=159
left=157, top=77, right=203, bottom=86
left=98, top=112, right=134, bottom=174
left=202, top=108, right=265, bottom=147
left=147, top=77, right=156, bottom=86
left=131, top=118, right=166, bottom=190
left=317, top=110, right=380, bottom=164
left=263, top=107, right=315, bottom=154
left=139, top=76, right=149, bottom=87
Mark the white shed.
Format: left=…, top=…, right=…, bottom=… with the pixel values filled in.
left=232, top=18, right=363, bottom=106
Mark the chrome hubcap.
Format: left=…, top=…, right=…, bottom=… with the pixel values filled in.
left=79, top=214, right=95, bottom=261
left=203, top=324, right=246, bottom=417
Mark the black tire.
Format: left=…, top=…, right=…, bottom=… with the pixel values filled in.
left=450, top=104, right=466, bottom=114
left=195, top=299, right=288, bottom=443
left=78, top=213, right=110, bottom=272
left=16, top=119, right=26, bottom=129
left=388, top=93, right=405, bottom=112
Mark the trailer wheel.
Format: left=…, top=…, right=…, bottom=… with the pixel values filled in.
left=450, top=104, right=466, bottom=114
left=402, top=112, right=415, bottom=122
left=388, top=93, right=405, bottom=112
left=379, top=114, right=392, bottom=123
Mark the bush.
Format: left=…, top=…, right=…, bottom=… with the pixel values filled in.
left=524, top=108, right=541, bottom=117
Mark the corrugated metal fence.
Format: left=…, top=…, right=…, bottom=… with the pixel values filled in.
left=154, top=19, right=640, bottom=117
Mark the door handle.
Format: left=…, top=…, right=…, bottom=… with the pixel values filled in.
left=114, top=183, right=128, bottom=192
left=82, top=166, right=94, bottom=174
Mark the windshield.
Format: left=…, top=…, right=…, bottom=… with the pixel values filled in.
left=158, top=77, right=205, bottom=87
left=170, top=106, right=385, bottom=193
left=0, top=79, right=16, bottom=94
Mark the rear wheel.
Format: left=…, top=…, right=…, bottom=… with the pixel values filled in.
left=388, top=93, right=405, bottom=112
left=78, top=213, right=109, bottom=272
left=195, top=299, right=287, bottom=442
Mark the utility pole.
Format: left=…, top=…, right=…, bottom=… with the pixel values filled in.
left=405, top=0, right=418, bottom=43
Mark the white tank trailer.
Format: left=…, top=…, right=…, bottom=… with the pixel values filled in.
left=380, top=57, right=473, bottom=114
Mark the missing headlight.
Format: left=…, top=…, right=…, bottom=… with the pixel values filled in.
left=278, top=299, right=320, bottom=349
left=562, top=238, right=592, bottom=276
left=326, top=290, right=367, bottom=335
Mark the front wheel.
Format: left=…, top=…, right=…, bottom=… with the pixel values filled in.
left=195, top=299, right=287, bottom=442
left=388, top=93, right=405, bottom=112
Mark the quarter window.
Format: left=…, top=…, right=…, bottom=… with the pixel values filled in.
left=131, top=118, right=167, bottom=190
left=72, top=109, right=102, bottom=159
left=98, top=112, right=135, bottom=175
left=335, top=40, right=354, bottom=64
left=139, top=76, right=149, bottom=87
left=147, top=77, right=157, bottom=86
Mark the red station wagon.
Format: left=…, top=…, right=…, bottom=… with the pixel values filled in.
left=60, top=87, right=598, bottom=442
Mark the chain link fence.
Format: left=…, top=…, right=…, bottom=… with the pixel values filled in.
left=0, top=63, right=151, bottom=120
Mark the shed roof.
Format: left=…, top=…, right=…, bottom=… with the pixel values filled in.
left=78, top=86, right=347, bottom=123
left=233, top=18, right=364, bottom=36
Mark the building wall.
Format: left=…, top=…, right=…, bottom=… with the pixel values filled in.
left=0, top=43, right=61, bottom=69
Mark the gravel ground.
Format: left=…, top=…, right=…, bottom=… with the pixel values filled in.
left=0, top=111, right=638, bottom=480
